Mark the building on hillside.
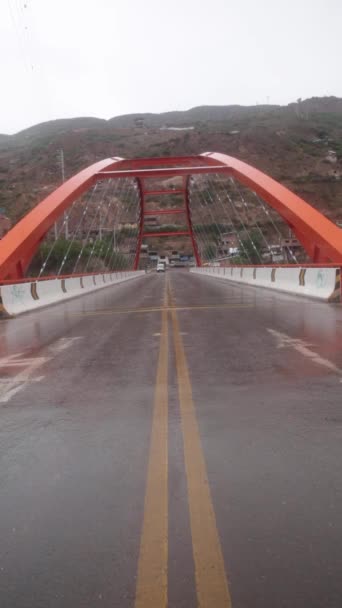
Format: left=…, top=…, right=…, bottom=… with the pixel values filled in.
left=0, top=210, right=11, bottom=239
left=217, top=232, right=239, bottom=257
left=139, top=244, right=149, bottom=262
left=279, top=237, right=304, bottom=262
left=169, top=250, right=180, bottom=265
left=148, top=250, right=159, bottom=262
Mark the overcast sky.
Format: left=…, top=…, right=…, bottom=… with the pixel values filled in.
left=1, top=0, right=341, bottom=134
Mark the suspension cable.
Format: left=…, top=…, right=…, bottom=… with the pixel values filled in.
left=88, top=178, right=127, bottom=273
left=216, top=176, right=263, bottom=263
left=36, top=194, right=83, bottom=278
left=230, top=178, right=273, bottom=254
left=205, top=175, right=252, bottom=263
left=251, top=192, right=299, bottom=263
left=71, top=178, right=121, bottom=274
left=189, top=177, right=227, bottom=263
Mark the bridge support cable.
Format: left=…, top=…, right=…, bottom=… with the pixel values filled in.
left=250, top=191, right=299, bottom=263
left=205, top=174, right=264, bottom=264
left=33, top=177, right=141, bottom=278
left=190, top=175, right=252, bottom=264
left=82, top=178, right=124, bottom=273
left=191, top=209, right=214, bottom=259
left=36, top=184, right=99, bottom=278
left=84, top=179, right=128, bottom=273
left=200, top=178, right=247, bottom=263
left=86, top=180, right=137, bottom=271
left=66, top=178, right=117, bottom=274
left=189, top=203, right=216, bottom=263
left=89, top=178, right=139, bottom=272
left=127, top=183, right=142, bottom=268
left=103, top=179, right=140, bottom=272
left=100, top=179, right=135, bottom=272
left=218, top=176, right=264, bottom=264
left=188, top=177, right=223, bottom=264
left=229, top=178, right=274, bottom=256
left=189, top=175, right=239, bottom=264
left=58, top=179, right=120, bottom=276
left=207, top=180, right=252, bottom=263
left=202, top=176, right=252, bottom=263
left=118, top=181, right=140, bottom=270
left=183, top=177, right=202, bottom=267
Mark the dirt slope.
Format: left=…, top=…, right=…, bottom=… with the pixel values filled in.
left=0, top=97, right=341, bottom=226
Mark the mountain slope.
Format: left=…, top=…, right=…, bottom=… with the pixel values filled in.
left=0, top=97, right=341, bottom=225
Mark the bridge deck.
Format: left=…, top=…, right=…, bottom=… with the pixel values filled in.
left=0, top=270, right=341, bottom=608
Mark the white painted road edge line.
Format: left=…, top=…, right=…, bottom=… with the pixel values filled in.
left=0, top=337, right=82, bottom=404
left=267, top=328, right=342, bottom=378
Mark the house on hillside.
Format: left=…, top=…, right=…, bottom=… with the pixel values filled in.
left=217, top=232, right=239, bottom=256
left=279, top=237, right=304, bottom=262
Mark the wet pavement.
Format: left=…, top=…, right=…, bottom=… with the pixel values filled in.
left=0, top=270, right=341, bottom=607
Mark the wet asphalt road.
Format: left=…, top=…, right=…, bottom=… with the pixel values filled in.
left=0, top=270, right=342, bottom=608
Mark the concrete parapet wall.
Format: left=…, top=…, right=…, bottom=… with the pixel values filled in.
left=0, top=271, right=146, bottom=317
left=190, top=266, right=341, bottom=303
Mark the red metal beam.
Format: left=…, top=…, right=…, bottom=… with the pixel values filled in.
left=113, top=155, right=217, bottom=169
left=142, top=231, right=191, bottom=238
left=97, top=166, right=227, bottom=179
left=144, top=208, right=185, bottom=216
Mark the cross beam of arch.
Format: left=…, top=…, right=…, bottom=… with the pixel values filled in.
left=0, top=153, right=341, bottom=281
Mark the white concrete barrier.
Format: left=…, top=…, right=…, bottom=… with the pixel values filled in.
left=191, top=266, right=341, bottom=302
left=0, top=271, right=146, bottom=317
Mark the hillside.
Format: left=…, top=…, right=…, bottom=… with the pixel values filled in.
left=0, top=97, right=341, bottom=228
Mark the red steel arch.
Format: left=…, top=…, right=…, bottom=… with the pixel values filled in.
left=0, top=153, right=341, bottom=280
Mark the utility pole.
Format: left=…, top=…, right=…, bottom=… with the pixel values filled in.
left=59, top=148, right=65, bottom=183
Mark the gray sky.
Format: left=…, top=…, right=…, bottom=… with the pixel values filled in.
left=1, top=0, right=341, bottom=134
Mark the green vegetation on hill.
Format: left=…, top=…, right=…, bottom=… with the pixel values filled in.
left=27, top=236, right=132, bottom=276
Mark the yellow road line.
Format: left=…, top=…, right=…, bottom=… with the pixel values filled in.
left=57, top=303, right=252, bottom=318
left=135, top=291, right=169, bottom=608
left=170, top=291, right=232, bottom=607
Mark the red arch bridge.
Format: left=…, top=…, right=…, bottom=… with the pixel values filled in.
left=0, top=153, right=342, bottom=607
left=0, top=152, right=342, bottom=277
left=0, top=151, right=341, bottom=313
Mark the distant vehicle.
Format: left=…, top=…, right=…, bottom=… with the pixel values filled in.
left=158, top=255, right=169, bottom=266
left=157, top=262, right=165, bottom=272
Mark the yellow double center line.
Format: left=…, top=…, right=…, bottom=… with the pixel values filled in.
left=135, top=295, right=169, bottom=607
left=135, top=278, right=232, bottom=607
